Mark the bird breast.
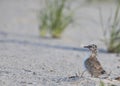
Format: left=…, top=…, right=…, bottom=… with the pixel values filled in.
left=82, top=53, right=90, bottom=70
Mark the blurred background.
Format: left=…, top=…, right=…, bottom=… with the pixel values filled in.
left=0, top=0, right=120, bottom=53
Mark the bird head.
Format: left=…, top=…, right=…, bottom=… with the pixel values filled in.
left=84, top=44, right=97, bottom=52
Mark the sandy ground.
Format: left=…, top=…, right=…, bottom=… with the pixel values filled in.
left=0, top=0, right=120, bottom=86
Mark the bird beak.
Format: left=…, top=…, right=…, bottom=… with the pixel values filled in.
left=84, top=45, right=91, bottom=48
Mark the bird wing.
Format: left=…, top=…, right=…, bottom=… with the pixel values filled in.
left=85, top=57, right=105, bottom=71
left=93, top=58, right=103, bottom=69
left=90, top=57, right=106, bottom=74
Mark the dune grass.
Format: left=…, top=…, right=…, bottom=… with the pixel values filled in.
left=99, top=81, right=105, bottom=86
left=100, top=3, right=120, bottom=53
left=39, top=0, right=73, bottom=38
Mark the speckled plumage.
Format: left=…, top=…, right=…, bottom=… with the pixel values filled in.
left=84, top=44, right=106, bottom=77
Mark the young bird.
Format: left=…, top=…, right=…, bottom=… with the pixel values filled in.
left=84, top=44, right=106, bottom=78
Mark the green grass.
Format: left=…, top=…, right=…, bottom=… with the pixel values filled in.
left=99, top=80, right=117, bottom=86
left=39, top=0, right=73, bottom=38
left=100, top=3, right=120, bottom=53
left=99, top=81, right=105, bottom=86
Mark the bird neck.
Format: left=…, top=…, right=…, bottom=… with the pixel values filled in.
left=91, top=50, right=97, bottom=58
